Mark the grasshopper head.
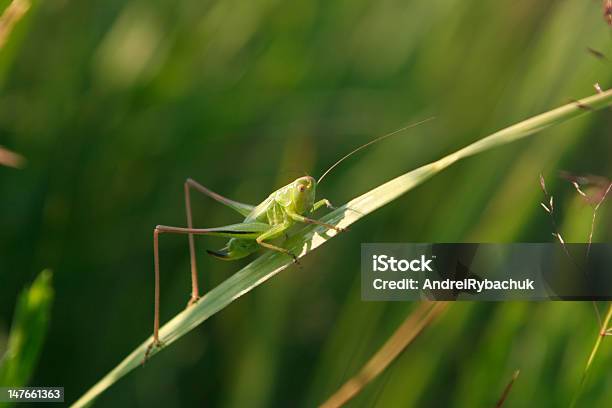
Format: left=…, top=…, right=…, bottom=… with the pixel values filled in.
left=292, top=176, right=316, bottom=214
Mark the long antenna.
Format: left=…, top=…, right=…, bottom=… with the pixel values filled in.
left=317, top=117, right=435, bottom=184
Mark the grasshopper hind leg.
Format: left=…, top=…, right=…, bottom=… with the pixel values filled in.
left=183, top=179, right=257, bottom=305
left=147, top=223, right=269, bottom=364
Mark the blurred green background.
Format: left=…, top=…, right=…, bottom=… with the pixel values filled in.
left=1, top=0, right=611, bottom=406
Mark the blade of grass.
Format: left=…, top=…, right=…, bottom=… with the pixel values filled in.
left=72, top=89, right=612, bottom=408
left=0, top=270, right=54, bottom=396
left=0, top=0, right=29, bottom=49
left=495, top=369, right=520, bottom=408
left=570, top=302, right=612, bottom=408
left=0, top=145, right=25, bottom=168
left=319, top=302, right=448, bottom=408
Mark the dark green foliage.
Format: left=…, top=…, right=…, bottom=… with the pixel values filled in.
left=0, top=0, right=611, bottom=406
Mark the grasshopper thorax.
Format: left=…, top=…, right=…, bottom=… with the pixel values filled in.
left=292, top=176, right=316, bottom=214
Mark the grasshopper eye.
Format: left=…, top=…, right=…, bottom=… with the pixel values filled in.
left=298, top=185, right=306, bottom=192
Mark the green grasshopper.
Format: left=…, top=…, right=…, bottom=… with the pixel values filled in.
left=145, top=118, right=433, bottom=359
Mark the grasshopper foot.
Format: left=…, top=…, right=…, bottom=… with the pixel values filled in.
left=142, top=339, right=165, bottom=365
left=289, top=252, right=301, bottom=266
left=186, top=295, right=201, bottom=308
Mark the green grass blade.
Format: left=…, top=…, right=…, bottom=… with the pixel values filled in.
left=570, top=302, right=612, bottom=408
left=72, top=89, right=612, bottom=408
left=0, top=270, right=54, bottom=397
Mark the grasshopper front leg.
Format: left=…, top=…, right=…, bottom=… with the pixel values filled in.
left=287, top=208, right=346, bottom=233
left=255, top=221, right=299, bottom=262
left=312, top=198, right=335, bottom=212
